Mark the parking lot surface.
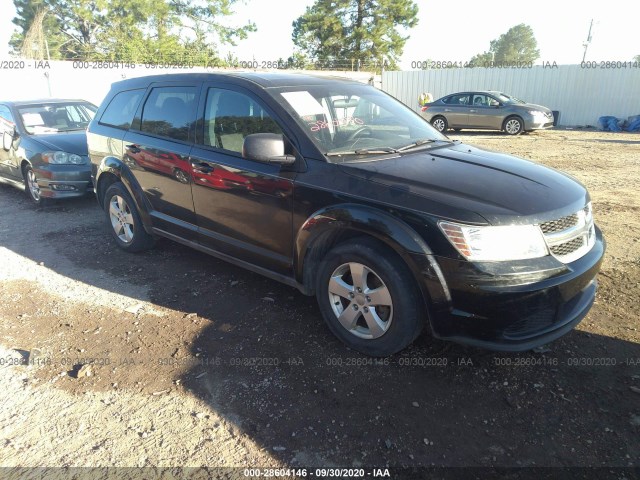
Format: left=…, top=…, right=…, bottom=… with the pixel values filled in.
left=0, top=129, right=639, bottom=471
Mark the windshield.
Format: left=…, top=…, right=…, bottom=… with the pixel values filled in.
left=275, top=84, right=448, bottom=158
left=18, top=102, right=97, bottom=134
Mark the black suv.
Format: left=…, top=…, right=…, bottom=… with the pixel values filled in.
left=87, top=73, right=604, bottom=356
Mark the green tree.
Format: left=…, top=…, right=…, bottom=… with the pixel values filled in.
left=292, top=0, right=418, bottom=70
left=469, top=24, right=540, bottom=66
left=10, top=0, right=256, bottom=63
left=287, top=52, right=310, bottom=70
left=10, top=0, right=66, bottom=58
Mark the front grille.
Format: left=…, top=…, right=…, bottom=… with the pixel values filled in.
left=540, top=213, right=578, bottom=234
left=550, top=236, right=584, bottom=257
left=540, top=204, right=595, bottom=264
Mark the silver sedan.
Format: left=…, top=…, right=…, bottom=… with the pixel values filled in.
left=420, top=91, right=554, bottom=135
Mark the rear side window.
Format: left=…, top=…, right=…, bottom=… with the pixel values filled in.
left=100, top=89, right=144, bottom=130
left=442, top=94, right=469, bottom=105
left=140, top=86, right=197, bottom=142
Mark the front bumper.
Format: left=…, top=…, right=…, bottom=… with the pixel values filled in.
left=34, top=164, right=93, bottom=199
left=523, top=115, right=554, bottom=131
left=416, top=227, right=605, bottom=351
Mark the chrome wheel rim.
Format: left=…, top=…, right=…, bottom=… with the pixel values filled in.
left=27, top=170, right=40, bottom=201
left=175, top=170, right=188, bottom=183
left=328, top=262, right=393, bottom=339
left=108, top=195, right=135, bottom=243
left=432, top=118, right=446, bottom=132
left=505, top=119, right=521, bottom=134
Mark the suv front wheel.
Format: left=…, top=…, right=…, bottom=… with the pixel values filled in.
left=316, top=238, right=425, bottom=356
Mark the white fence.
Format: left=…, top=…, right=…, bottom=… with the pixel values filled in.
left=381, top=65, right=640, bottom=127
left=4, top=60, right=637, bottom=127
left=0, top=59, right=378, bottom=107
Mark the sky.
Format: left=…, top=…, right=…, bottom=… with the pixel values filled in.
left=0, top=0, right=637, bottom=67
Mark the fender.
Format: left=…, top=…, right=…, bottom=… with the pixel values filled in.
left=96, top=156, right=155, bottom=235
left=295, top=203, right=451, bottom=308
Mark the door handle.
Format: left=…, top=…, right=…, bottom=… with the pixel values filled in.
left=469, top=109, right=477, bottom=113
left=126, top=144, right=141, bottom=154
left=191, top=160, right=213, bottom=174
left=444, top=109, right=452, bottom=112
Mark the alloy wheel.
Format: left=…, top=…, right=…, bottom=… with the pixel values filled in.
left=27, top=170, right=41, bottom=201
left=327, top=262, right=393, bottom=339
left=432, top=118, right=446, bottom=132
left=505, top=118, right=522, bottom=135
left=109, top=195, right=135, bottom=243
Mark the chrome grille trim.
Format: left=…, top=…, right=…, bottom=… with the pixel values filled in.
left=539, top=204, right=595, bottom=264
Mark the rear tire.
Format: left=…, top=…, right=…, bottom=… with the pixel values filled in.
left=315, top=238, right=425, bottom=356
left=103, top=182, right=154, bottom=252
left=431, top=116, right=448, bottom=133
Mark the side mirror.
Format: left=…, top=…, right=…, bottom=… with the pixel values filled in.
left=242, top=133, right=296, bottom=165
left=2, top=125, right=15, bottom=151
left=490, top=101, right=500, bottom=107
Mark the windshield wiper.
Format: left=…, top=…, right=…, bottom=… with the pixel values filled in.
left=396, top=139, right=438, bottom=152
left=326, top=146, right=399, bottom=156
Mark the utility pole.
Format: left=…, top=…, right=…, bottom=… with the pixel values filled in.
left=582, top=19, right=594, bottom=62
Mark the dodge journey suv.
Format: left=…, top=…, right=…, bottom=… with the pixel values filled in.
left=87, top=73, right=604, bottom=356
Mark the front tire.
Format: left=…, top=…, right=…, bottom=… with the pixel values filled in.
left=23, top=165, right=48, bottom=206
left=315, top=238, right=425, bottom=356
left=503, top=116, right=524, bottom=135
left=103, top=182, right=154, bottom=252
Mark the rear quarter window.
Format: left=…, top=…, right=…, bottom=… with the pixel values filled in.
left=99, top=89, right=145, bottom=130
left=442, top=95, right=469, bottom=105
left=139, top=86, right=198, bottom=142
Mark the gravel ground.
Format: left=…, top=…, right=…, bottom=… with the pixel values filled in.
left=0, top=128, right=639, bottom=478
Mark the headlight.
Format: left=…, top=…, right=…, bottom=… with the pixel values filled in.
left=528, top=110, right=546, bottom=116
left=584, top=202, right=593, bottom=223
left=42, top=151, right=86, bottom=165
left=439, top=221, right=548, bottom=261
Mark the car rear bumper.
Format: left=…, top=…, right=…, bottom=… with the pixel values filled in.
left=34, top=164, right=93, bottom=199
left=414, top=227, right=605, bottom=351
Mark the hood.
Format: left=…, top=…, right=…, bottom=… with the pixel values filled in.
left=28, top=131, right=89, bottom=156
left=514, top=103, right=553, bottom=113
left=339, top=142, right=589, bottom=226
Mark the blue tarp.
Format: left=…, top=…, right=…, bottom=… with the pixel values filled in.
left=598, top=116, right=622, bottom=132
left=627, top=116, right=640, bottom=132
left=598, top=115, right=640, bottom=132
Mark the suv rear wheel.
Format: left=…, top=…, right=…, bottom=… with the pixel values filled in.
left=316, top=238, right=425, bottom=356
left=103, top=182, right=154, bottom=252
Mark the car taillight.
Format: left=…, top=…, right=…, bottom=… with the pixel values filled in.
left=421, top=106, right=429, bottom=112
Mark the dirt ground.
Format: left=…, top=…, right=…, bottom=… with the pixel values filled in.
left=0, top=128, right=639, bottom=478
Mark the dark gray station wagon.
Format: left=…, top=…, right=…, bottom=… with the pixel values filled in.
left=0, top=99, right=96, bottom=204
left=87, top=73, right=604, bottom=356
